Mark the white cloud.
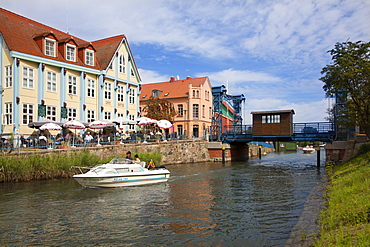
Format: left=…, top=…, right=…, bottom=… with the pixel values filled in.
left=243, top=98, right=328, bottom=123
left=138, top=69, right=170, bottom=84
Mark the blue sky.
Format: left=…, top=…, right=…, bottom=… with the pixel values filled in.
left=1, top=0, right=369, bottom=123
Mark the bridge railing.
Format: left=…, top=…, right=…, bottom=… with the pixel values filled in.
left=293, top=122, right=335, bottom=134
left=224, top=125, right=253, bottom=134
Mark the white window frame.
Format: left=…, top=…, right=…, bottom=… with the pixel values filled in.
left=45, top=38, right=56, bottom=57
left=262, top=114, right=280, bottom=124
left=87, top=79, right=96, bottom=98
left=103, top=111, right=111, bottom=120
left=68, top=108, right=77, bottom=121
left=87, top=110, right=95, bottom=122
left=4, top=103, right=12, bottom=125
left=46, top=106, right=57, bottom=121
left=104, top=82, right=112, bottom=100
left=22, top=103, right=33, bottom=125
left=193, top=104, right=199, bottom=119
left=22, top=67, right=34, bottom=89
left=46, top=71, right=57, bottom=92
left=128, top=114, right=135, bottom=130
left=66, top=44, right=76, bottom=62
left=129, top=88, right=135, bottom=104
left=5, top=65, right=12, bottom=88
left=178, top=104, right=183, bottom=117
left=117, top=85, right=124, bottom=102
left=68, top=75, right=77, bottom=95
left=85, top=49, right=94, bottom=66
left=119, top=54, right=125, bottom=74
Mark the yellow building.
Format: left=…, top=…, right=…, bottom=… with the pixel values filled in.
left=140, top=76, right=213, bottom=138
left=0, top=8, right=141, bottom=137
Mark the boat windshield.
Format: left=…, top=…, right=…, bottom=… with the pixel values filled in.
left=109, top=158, right=132, bottom=164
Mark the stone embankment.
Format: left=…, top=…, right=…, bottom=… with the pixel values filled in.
left=10, top=140, right=274, bottom=164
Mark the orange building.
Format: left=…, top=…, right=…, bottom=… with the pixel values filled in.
left=140, top=76, right=213, bottom=139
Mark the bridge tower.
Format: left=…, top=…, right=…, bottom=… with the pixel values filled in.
left=210, top=85, right=245, bottom=141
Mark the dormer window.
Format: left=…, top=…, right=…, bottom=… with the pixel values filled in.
left=85, top=49, right=94, bottom=66
left=66, top=45, right=76, bottom=62
left=152, top=89, right=162, bottom=98
left=45, top=38, right=56, bottom=57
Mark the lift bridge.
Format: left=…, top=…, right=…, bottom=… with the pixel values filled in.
left=210, top=86, right=336, bottom=144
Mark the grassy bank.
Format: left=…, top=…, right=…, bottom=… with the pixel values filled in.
left=0, top=150, right=162, bottom=183
left=315, top=145, right=370, bottom=246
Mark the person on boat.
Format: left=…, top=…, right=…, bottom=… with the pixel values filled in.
left=134, top=154, right=140, bottom=164
left=148, top=159, right=155, bottom=169
left=126, top=151, right=133, bottom=163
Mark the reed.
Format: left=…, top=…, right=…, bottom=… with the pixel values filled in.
left=134, top=151, right=162, bottom=166
left=0, top=150, right=163, bottom=183
left=314, top=147, right=370, bottom=246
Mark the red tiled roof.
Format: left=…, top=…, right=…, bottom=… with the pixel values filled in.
left=0, top=8, right=125, bottom=70
left=92, top=35, right=125, bottom=70
left=140, top=77, right=209, bottom=99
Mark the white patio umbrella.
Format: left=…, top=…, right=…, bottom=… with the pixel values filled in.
left=109, top=117, right=136, bottom=129
left=88, top=120, right=110, bottom=146
left=137, top=117, right=157, bottom=126
left=39, top=123, right=63, bottom=148
left=63, top=120, right=86, bottom=146
left=156, top=120, right=172, bottom=129
left=39, top=122, right=63, bottom=131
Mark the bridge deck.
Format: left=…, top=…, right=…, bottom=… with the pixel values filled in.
left=221, top=122, right=335, bottom=143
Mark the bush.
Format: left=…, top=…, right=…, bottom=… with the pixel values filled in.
left=356, top=142, right=370, bottom=156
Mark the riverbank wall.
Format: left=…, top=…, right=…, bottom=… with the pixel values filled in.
left=7, top=140, right=275, bottom=165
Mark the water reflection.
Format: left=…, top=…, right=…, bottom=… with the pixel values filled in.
left=0, top=151, right=325, bottom=246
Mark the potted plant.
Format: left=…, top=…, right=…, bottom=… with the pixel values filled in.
left=115, top=136, right=121, bottom=145
left=61, top=140, right=67, bottom=149
left=136, top=137, right=142, bottom=144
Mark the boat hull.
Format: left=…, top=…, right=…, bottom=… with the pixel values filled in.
left=302, top=148, right=315, bottom=154
left=73, top=172, right=170, bottom=188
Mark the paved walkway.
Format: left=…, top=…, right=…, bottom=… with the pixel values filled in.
left=285, top=174, right=327, bottom=247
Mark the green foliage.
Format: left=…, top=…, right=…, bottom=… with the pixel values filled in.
left=320, top=41, right=370, bottom=139
left=356, top=142, right=370, bottom=157
left=315, top=152, right=370, bottom=246
left=0, top=151, right=102, bottom=182
left=142, top=97, right=177, bottom=121
left=0, top=150, right=164, bottom=182
left=134, top=151, right=162, bottom=166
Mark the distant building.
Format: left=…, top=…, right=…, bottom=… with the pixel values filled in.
left=0, top=8, right=141, bottom=136
left=140, top=76, right=213, bottom=138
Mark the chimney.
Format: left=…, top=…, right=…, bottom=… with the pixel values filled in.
left=186, top=76, right=191, bottom=80
left=169, top=76, right=175, bottom=82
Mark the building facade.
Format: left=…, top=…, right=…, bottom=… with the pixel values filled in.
left=140, top=76, right=213, bottom=138
left=0, top=8, right=141, bottom=137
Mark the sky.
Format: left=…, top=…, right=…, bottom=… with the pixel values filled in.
left=1, top=0, right=369, bottom=123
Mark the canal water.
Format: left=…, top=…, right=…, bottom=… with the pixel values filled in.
left=0, top=150, right=325, bottom=246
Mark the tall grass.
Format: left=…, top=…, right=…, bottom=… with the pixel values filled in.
left=314, top=148, right=370, bottom=246
left=0, top=150, right=163, bottom=183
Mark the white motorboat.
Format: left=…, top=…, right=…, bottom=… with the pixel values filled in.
left=72, top=158, right=170, bottom=188
left=302, top=145, right=316, bottom=154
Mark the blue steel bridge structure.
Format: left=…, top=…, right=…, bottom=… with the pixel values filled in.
left=220, top=122, right=336, bottom=143
left=210, top=85, right=337, bottom=144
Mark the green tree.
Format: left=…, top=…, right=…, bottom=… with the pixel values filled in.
left=142, top=97, right=177, bottom=121
left=320, top=41, right=370, bottom=139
